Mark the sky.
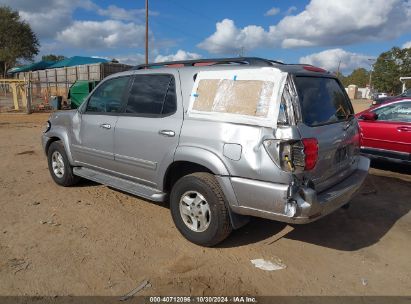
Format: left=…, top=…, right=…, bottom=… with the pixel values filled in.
left=1, top=0, right=411, bottom=74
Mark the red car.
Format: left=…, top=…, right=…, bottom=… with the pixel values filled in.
left=356, top=99, right=411, bottom=164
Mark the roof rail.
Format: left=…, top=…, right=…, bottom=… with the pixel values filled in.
left=133, top=57, right=284, bottom=70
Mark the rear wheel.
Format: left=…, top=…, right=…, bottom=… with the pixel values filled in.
left=170, top=172, right=232, bottom=246
left=47, top=141, right=80, bottom=186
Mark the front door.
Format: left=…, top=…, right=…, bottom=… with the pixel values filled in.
left=72, top=76, right=131, bottom=171
left=360, top=101, right=411, bottom=154
left=114, top=72, right=183, bottom=188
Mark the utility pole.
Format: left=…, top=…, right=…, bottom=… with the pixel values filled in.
left=336, top=60, right=341, bottom=78
left=368, top=58, right=376, bottom=88
left=367, top=58, right=376, bottom=98
left=145, top=0, right=149, bottom=65
left=368, top=68, right=372, bottom=87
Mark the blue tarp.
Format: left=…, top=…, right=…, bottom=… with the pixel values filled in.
left=48, top=56, right=108, bottom=68
left=8, top=56, right=109, bottom=75
left=7, top=60, right=55, bottom=74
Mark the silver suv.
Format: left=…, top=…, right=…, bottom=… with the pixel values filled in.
left=42, top=57, right=370, bottom=246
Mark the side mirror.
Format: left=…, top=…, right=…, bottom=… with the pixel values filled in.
left=360, top=112, right=378, bottom=121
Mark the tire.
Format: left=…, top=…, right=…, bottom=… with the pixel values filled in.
left=170, top=172, right=232, bottom=246
left=47, top=141, right=80, bottom=186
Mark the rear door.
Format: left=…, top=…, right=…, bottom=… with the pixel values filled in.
left=113, top=72, right=183, bottom=188
left=360, top=101, right=411, bottom=154
left=294, top=76, right=359, bottom=192
left=72, top=76, right=131, bottom=171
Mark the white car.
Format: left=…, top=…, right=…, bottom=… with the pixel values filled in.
left=378, top=92, right=388, bottom=98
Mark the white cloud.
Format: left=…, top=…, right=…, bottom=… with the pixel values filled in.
left=197, top=19, right=269, bottom=55
left=299, top=48, right=374, bottom=73
left=0, top=0, right=95, bottom=13
left=273, top=0, right=411, bottom=48
left=155, top=50, right=202, bottom=62
left=285, top=6, right=297, bottom=15
left=198, top=0, right=411, bottom=54
left=19, top=10, right=71, bottom=40
left=97, top=5, right=158, bottom=22
left=402, top=41, right=411, bottom=49
left=90, top=50, right=201, bottom=66
left=0, top=0, right=95, bottom=39
left=265, top=7, right=280, bottom=16
left=39, top=42, right=59, bottom=53
left=0, top=0, right=171, bottom=55
left=56, top=20, right=147, bottom=49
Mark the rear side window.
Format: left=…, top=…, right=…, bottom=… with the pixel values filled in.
left=294, top=77, right=353, bottom=126
left=126, top=74, right=176, bottom=115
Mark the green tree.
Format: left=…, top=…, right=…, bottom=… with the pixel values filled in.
left=373, top=47, right=411, bottom=94
left=41, top=54, right=66, bottom=62
left=0, top=6, right=39, bottom=77
left=342, top=68, right=370, bottom=87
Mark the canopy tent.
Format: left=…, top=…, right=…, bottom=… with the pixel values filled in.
left=8, top=56, right=109, bottom=75
left=7, top=60, right=55, bottom=75
left=48, top=56, right=108, bottom=68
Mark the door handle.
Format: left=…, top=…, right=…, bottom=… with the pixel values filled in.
left=159, top=130, right=175, bottom=137
left=397, top=126, right=411, bottom=132
left=100, top=123, right=111, bottom=129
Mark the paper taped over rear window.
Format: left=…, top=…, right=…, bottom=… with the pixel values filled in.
left=187, top=68, right=287, bottom=127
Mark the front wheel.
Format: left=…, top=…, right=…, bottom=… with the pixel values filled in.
left=170, top=172, right=232, bottom=246
left=47, top=141, right=80, bottom=186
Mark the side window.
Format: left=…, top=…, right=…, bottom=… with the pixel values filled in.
left=126, top=74, right=177, bottom=115
left=86, top=77, right=130, bottom=113
left=373, top=102, right=411, bottom=122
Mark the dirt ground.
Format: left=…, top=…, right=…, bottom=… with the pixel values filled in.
left=0, top=105, right=410, bottom=296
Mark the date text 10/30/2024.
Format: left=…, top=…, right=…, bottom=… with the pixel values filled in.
left=148, top=296, right=258, bottom=303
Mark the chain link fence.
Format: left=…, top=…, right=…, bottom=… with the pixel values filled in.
left=0, top=62, right=131, bottom=113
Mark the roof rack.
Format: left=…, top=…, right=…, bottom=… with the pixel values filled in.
left=133, top=57, right=284, bottom=70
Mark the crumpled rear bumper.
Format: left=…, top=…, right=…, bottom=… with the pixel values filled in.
left=290, top=155, right=370, bottom=223
left=219, top=156, right=370, bottom=224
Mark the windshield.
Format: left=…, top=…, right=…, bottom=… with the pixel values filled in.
left=294, top=76, right=353, bottom=127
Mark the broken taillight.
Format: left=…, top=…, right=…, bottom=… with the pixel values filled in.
left=264, top=138, right=318, bottom=172
left=301, top=138, right=318, bottom=170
